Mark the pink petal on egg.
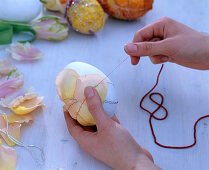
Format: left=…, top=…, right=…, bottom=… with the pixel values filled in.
left=0, top=59, right=16, bottom=76
left=7, top=42, right=43, bottom=61
left=0, top=145, right=17, bottom=170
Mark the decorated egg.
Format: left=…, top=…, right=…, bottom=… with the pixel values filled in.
left=55, top=62, right=118, bottom=126
left=63, top=0, right=105, bottom=34
left=0, top=0, right=41, bottom=22
left=97, top=0, right=153, bottom=20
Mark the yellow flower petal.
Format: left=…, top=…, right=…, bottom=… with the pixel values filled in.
left=0, top=145, right=17, bottom=170
left=4, top=114, right=33, bottom=123
left=65, top=74, right=107, bottom=126
left=11, top=96, right=44, bottom=115
left=0, top=123, right=21, bottom=146
left=55, top=69, right=79, bottom=104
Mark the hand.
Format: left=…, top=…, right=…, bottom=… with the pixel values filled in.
left=124, top=17, right=209, bottom=70
left=64, top=87, right=160, bottom=170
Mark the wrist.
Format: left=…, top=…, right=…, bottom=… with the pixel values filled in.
left=113, top=148, right=160, bottom=170
left=202, top=33, right=209, bottom=69
left=130, top=154, right=160, bottom=170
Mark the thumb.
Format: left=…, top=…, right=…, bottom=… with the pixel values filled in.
left=124, top=41, right=169, bottom=57
left=84, top=86, right=110, bottom=129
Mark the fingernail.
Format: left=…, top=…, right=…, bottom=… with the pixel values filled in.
left=125, top=44, right=137, bottom=53
left=161, top=56, right=169, bottom=62
left=85, top=87, right=94, bottom=99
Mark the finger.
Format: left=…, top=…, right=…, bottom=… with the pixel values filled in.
left=124, top=40, right=169, bottom=57
left=112, top=114, right=120, bottom=124
left=64, top=111, right=92, bottom=141
left=149, top=55, right=169, bottom=64
left=84, top=87, right=110, bottom=130
left=133, top=19, right=166, bottom=43
left=131, top=56, right=140, bottom=65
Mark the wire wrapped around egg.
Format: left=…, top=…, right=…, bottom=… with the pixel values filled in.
left=97, top=0, right=153, bottom=20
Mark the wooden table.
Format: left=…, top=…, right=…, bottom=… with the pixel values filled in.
left=1, top=0, right=209, bottom=169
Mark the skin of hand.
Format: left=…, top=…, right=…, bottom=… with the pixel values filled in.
left=124, top=17, right=209, bottom=70
left=64, top=87, right=161, bottom=170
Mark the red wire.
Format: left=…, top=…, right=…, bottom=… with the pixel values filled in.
left=140, top=64, right=209, bottom=149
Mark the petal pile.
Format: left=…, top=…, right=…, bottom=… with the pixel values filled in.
left=0, top=58, right=45, bottom=168
left=7, top=42, right=43, bottom=61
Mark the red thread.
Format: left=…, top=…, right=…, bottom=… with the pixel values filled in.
left=140, top=64, right=209, bottom=149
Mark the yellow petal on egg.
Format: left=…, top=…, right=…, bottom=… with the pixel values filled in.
left=77, top=102, right=95, bottom=126
left=0, top=123, right=21, bottom=146
left=74, top=74, right=107, bottom=103
left=55, top=69, right=79, bottom=104
left=4, top=114, right=33, bottom=123
left=0, top=145, right=17, bottom=170
left=11, top=96, right=44, bottom=115
left=65, top=74, right=107, bottom=126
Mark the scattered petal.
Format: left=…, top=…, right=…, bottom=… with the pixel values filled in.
left=32, top=16, right=69, bottom=41
left=11, top=96, right=45, bottom=115
left=7, top=42, right=43, bottom=61
left=0, top=87, right=33, bottom=108
left=0, top=59, right=16, bottom=76
left=4, top=114, right=33, bottom=124
left=0, top=123, right=21, bottom=146
left=0, top=71, right=23, bottom=98
left=0, top=144, right=17, bottom=170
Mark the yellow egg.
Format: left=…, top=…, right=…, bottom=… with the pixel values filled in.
left=66, top=0, right=105, bottom=34
left=56, top=62, right=118, bottom=126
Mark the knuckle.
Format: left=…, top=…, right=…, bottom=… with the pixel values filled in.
left=133, top=31, right=140, bottom=40
left=160, top=16, right=174, bottom=25
left=141, top=43, right=153, bottom=52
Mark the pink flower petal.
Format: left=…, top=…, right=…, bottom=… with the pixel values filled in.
left=0, top=59, right=16, bottom=76
left=7, top=42, right=44, bottom=61
left=0, top=72, right=23, bottom=98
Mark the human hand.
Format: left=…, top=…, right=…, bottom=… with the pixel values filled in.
left=64, top=87, right=160, bottom=170
left=124, top=17, right=209, bottom=70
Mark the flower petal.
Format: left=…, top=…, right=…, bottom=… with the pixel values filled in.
left=11, top=96, right=45, bottom=115
left=0, top=88, right=34, bottom=108
left=32, top=16, right=69, bottom=41
left=56, top=69, right=79, bottom=104
left=0, top=72, right=23, bottom=98
left=0, top=59, right=16, bottom=76
left=0, top=144, right=17, bottom=170
left=7, top=42, right=43, bottom=61
left=4, top=114, right=33, bottom=124
left=0, top=123, right=21, bottom=146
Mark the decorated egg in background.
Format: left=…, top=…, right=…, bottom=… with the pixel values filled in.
left=62, top=0, right=105, bottom=34
left=0, top=0, right=41, bottom=22
left=97, top=0, right=153, bottom=20
left=55, top=62, right=118, bottom=126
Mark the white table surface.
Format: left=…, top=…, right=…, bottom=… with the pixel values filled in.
left=1, top=0, right=209, bottom=169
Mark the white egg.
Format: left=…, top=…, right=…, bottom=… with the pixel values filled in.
left=0, top=0, right=41, bottom=22
left=66, top=62, right=118, bottom=118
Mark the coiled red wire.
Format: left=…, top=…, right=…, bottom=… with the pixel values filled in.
left=140, top=64, right=209, bottom=149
